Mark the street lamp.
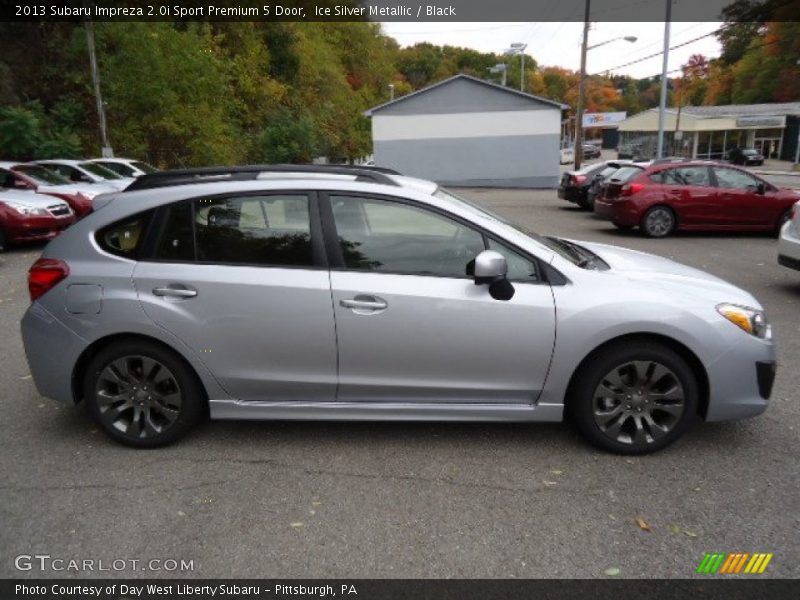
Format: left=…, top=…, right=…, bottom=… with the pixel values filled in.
left=574, top=12, right=637, bottom=169
left=488, top=63, right=508, bottom=87
left=503, top=42, right=528, bottom=92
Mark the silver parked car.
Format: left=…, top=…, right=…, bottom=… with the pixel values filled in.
left=21, top=166, right=776, bottom=453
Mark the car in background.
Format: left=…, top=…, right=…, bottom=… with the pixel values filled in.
left=87, top=158, right=158, bottom=178
left=618, top=143, right=645, bottom=160
left=778, top=200, right=800, bottom=271
left=33, top=159, right=134, bottom=191
left=725, top=148, right=764, bottom=167
left=559, top=160, right=630, bottom=210
left=0, top=162, right=110, bottom=218
left=20, top=165, right=776, bottom=455
left=0, top=189, right=74, bottom=251
left=594, top=162, right=797, bottom=237
left=559, top=147, right=575, bottom=165
left=583, top=144, right=602, bottom=159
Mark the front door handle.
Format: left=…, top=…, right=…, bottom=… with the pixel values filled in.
left=340, top=295, right=388, bottom=311
left=153, top=285, right=197, bottom=299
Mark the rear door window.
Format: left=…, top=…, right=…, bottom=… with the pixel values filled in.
left=661, top=167, right=712, bottom=186
left=152, top=194, right=314, bottom=267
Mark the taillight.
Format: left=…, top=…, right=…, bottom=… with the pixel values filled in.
left=572, top=174, right=587, bottom=185
left=28, top=258, right=69, bottom=301
left=620, top=182, right=645, bottom=196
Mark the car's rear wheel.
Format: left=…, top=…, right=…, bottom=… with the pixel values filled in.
left=84, top=340, right=205, bottom=448
left=568, top=341, right=698, bottom=454
left=641, top=206, right=676, bottom=238
left=0, top=228, right=6, bottom=252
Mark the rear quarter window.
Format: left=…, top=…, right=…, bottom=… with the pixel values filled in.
left=95, top=211, right=153, bottom=259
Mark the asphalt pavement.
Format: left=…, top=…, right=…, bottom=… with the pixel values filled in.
left=0, top=188, right=798, bottom=579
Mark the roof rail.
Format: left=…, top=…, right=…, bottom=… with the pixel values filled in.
left=124, top=164, right=401, bottom=192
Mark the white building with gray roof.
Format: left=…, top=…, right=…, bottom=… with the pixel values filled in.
left=365, top=74, right=567, bottom=188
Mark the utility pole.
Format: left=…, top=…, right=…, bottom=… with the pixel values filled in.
left=656, top=0, right=672, bottom=159
left=574, top=0, right=591, bottom=170
left=85, top=21, right=112, bottom=157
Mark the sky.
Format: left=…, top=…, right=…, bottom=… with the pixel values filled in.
left=380, top=22, right=722, bottom=79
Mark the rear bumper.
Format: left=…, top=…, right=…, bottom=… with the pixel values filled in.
left=558, top=186, right=586, bottom=204
left=21, top=302, right=86, bottom=404
left=594, top=198, right=641, bottom=226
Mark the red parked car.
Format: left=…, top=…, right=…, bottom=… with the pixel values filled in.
left=0, top=189, right=75, bottom=251
left=594, top=161, right=799, bottom=237
left=0, top=162, right=99, bottom=218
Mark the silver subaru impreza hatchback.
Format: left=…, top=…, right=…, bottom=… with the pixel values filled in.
left=21, top=165, right=776, bottom=454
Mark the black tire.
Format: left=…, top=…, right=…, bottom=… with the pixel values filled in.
left=577, top=197, right=592, bottom=210
left=84, top=339, right=205, bottom=448
left=568, top=341, right=698, bottom=454
left=640, top=205, right=676, bottom=238
left=0, top=228, right=6, bottom=252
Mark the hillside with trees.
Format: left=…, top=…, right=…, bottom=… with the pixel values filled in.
left=0, top=5, right=797, bottom=166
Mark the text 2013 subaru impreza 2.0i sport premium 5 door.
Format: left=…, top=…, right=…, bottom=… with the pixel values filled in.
left=21, top=165, right=777, bottom=454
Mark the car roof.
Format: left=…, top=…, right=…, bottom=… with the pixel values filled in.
left=35, top=159, right=86, bottom=166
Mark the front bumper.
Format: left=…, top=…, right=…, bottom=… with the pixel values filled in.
left=704, top=334, right=776, bottom=421
left=5, top=214, right=74, bottom=243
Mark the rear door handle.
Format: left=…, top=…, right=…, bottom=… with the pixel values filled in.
left=153, top=285, right=197, bottom=299
left=340, top=295, right=388, bottom=311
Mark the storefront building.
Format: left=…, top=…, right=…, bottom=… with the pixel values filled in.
left=617, top=102, right=800, bottom=161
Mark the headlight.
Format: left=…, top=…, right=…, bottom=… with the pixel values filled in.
left=5, top=202, right=49, bottom=216
left=717, top=303, right=771, bottom=339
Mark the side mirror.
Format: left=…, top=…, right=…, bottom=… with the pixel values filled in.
left=468, top=250, right=515, bottom=301
left=756, top=182, right=766, bottom=195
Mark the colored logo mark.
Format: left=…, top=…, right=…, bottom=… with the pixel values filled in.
left=697, top=552, right=773, bottom=574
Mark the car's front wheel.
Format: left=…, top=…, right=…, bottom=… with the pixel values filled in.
left=568, top=341, right=698, bottom=454
left=641, top=206, right=676, bottom=238
left=84, top=339, right=205, bottom=448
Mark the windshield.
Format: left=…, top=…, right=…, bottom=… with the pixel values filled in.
left=132, top=161, right=158, bottom=174
left=434, top=187, right=593, bottom=267
left=742, top=149, right=758, bottom=155
left=13, top=165, right=71, bottom=185
left=79, top=162, right=123, bottom=179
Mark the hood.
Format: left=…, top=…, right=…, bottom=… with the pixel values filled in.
left=0, top=190, right=69, bottom=209
left=38, top=182, right=116, bottom=198
left=575, top=240, right=760, bottom=308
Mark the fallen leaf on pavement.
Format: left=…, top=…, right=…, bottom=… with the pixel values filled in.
left=635, top=517, right=652, bottom=532
left=290, top=522, right=304, bottom=529
left=683, top=529, right=698, bottom=538
left=604, top=567, right=620, bottom=576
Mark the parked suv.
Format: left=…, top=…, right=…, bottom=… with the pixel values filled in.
left=594, top=161, right=798, bottom=237
left=22, top=165, right=776, bottom=454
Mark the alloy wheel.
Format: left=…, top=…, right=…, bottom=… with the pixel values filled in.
left=644, top=207, right=674, bottom=237
left=94, top=355, right=182, bottom=439
left=592, top=360, right=685, bottom=447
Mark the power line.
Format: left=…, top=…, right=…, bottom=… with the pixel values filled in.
left=596, top=28, right=722, bottom=74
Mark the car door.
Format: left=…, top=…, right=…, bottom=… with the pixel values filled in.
left=324, top=192, right=556, bottom=405
left=711, top=167, right=777, bottom=228
left=132, top=192, right=338, bottom=402
left=658, top=166, right=716, bottom=226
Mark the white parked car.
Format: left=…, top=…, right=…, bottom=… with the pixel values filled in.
left=86, top=158, right=158, bottom=178
left=559, top=147, right=575, bottom=165
left=778, top=200, right=800, bottom=271
left=33, top=159, right=134, bottom=191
